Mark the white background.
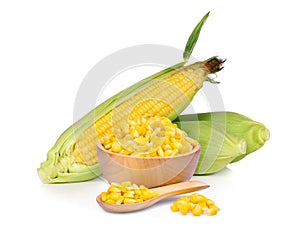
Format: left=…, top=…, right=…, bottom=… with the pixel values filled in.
left=1, top=0, right=299, bottom=230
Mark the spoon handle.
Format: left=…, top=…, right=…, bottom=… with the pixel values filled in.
left=153, top=180, right=209, bottom=200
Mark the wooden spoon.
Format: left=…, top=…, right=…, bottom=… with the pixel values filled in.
left=96, top=180, right=209, bottom=213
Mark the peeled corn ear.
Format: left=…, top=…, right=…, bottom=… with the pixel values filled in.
left=38, top=57, right=224, bottom=183
left=175, top=111, right=270, bottom=163
left=175, top=120, right=247, bottom=174
left=37, top=12, right=226, bottom=183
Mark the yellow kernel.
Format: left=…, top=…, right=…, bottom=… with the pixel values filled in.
left=192, top=204, right=203, bottom=216
left=104, top=143, right=112, bottom=150
left=206, top=199, right=214, bottom=207
left=134, top=189, right=142, bottom=195
left=131, top=129, right=139, bottom=138
left=100, top=192, right=107, bottom=202
left=209, top=204, right=220, bottom=211
left=179, top=202, right=191, bottom=215
left=134, top=137, right=147, bottom=145
left=162, top=144, right=172, bottom=151
left=128, top=120, right=136, bottom=126
left=164, top=149, right=174, bottom=156
left=115, top=196, right=124, bottom=205
left=174, top=200, right=185, bottom=209
left=188, top=193, right=198, bottom=204
left=199, top=201, right=208, bottom=210
left=170, top=141, right=180, bottom=149
left=166, top=130, right=176, bottom=138
left=206, top=207, right=219, bottom=216
left=100, top=136, right=111, bottom=145
left=170, top=204, right=179, bottom=212
left=105, top=199, right=116, bottom=204
left=150, top=152, right=157, bottom=157
left=189, top=193, right=206, bottom=204
left=107, top=186, right=121, bottom=193
left=111, top=142, right=122, bottom=153
left=145, top=130, right=151, bottom=140
left=123, top=192, right=134, bottom=198
left=157, top=147, right=164, bottom=156
left=123, top=198, right=136, bottom=204
left=108, top=192, right=122, bottom=201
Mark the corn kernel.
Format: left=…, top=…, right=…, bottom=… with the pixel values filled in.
left=206, top=199, right=215, bottom=206
left=115, top=196, right=124, bottom=205
left=105, top=199, right=116, bottom=204
left=136, top=198, right=144, bottom=203
left=205, top=207, right=219, bottom=216
left=109, top=192, right=122, bottom=201
left=108, top=185, right=121, bottom=193
left=100, top=192, right=107, bottom=202
left=179, top=202, right=191, bottom=215
left=170, top=204, right=179, bottom=212
left=123, top=198, right=136, bottom=204
left=192, top=204, right=203, bottom=216
left=111, top=142, right=122, bottom=153
left=162, top=144, right=172, bottom=151
left=164, top=149, right=174, bottom=156
left=104, top=143, right=112, bottom=150
left=157, top=147, right=164, bottom=156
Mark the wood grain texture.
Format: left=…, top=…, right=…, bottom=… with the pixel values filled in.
left=97, top=143, right=200, bottom=188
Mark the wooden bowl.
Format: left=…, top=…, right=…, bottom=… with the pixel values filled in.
left=96, top=142, right=200, bottom=188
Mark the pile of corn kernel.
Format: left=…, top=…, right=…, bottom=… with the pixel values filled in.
left=99, top=181, right=159, bottom=205
left=100, top=115, right=198, bottom=157
left=170, top=193, right=220, bottom=216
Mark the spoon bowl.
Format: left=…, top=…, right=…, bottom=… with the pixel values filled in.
left=96, top=180, right=209, bottom=213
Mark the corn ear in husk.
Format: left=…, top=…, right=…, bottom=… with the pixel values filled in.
left=175, top=111, right=270, bottom=163
left=175, top=120, right=247, bottom=174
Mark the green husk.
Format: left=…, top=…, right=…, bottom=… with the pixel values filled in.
left=175, top=120, right=246, bottom=174
left=174, top=111, right=270, bottom=163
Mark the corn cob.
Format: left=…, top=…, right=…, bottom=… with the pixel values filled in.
left=38, top=12, right=226, bottom=183
left=174, top=120, right=246, bottom=174
left=38, top=57, right=224, bottom=183
left=174, top=111, right=270, bottom=163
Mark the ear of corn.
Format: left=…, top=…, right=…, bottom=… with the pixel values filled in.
left=38, top=57, right=224, bottom=183
left=38, top=12, right=226, bottom=183
left=174, top=111, right=270, bottom=163
left=174, top=120, right=247, bottom=174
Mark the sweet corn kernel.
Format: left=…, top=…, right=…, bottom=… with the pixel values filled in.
left=100, top=192, right=107, bottom=202
left=170, top=204, right=179, bottom=212
left=179, top=202, right=191, bottom=215
left=192, top=204, right=203, bottom=216
left=109, top=192, right=122, bottom=201
left=105, top=199, right=116, bottom=204
left=111, top=142, right=122, bottom=153
left=205, top=207, right=219, bottom=216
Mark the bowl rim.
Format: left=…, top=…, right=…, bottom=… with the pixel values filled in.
left=97, top=142, right=200, bottom=160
